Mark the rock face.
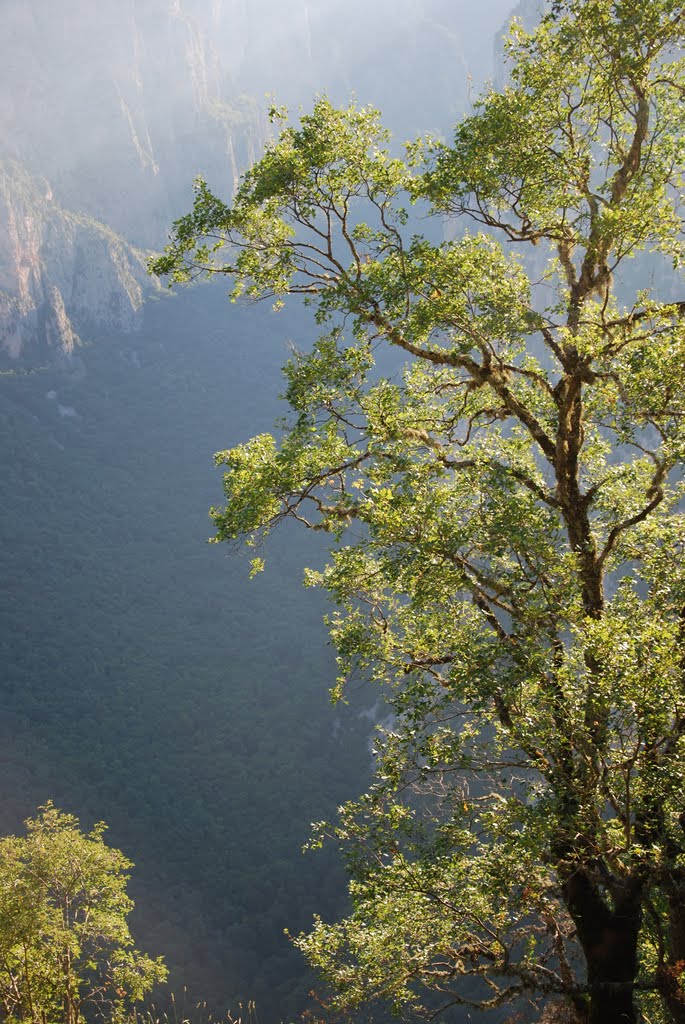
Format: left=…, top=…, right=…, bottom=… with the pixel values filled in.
left=0, top=163, right=151, bottom=363
left=0, top=0, right=515, bottom=362
left=0, top=0, right=266, bottom=247
left=0, top=0, right=269, bottom=362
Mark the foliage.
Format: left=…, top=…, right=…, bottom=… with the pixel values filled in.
left=0, top=804, right=166, bottom=1024
left=152, top=1, right=685, bottom=1021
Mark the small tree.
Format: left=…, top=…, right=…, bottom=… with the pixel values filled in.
left=153, top=1, right=685, bottom=1021
left=0, top=804, right=166, bottom=1024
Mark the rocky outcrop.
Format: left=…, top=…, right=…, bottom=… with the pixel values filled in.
left=0, top=0, right=515, bottom=361
left=0, top=0, right=268, bottom=250
left=0, top=162, right=151, bottom=363
left=0, top=1, right=269, bottom=361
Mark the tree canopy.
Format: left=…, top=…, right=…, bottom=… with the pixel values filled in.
left=152, top=1, right=685, bottom=1021
left=0, top=804, right=166, bottom=1024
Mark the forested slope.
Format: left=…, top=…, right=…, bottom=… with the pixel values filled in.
left=0, top=284, right=371, bottom=1018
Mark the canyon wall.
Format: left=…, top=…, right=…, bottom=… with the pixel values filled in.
left=0, top=0, right=515, bottom=362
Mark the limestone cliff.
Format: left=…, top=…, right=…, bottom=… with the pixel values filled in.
left=0, top=0, right=514, bottom=361
left=0, top=0, right=269, bottom=361
left=0, top=0, right=268, bottom=250
left=0, top=162, right=151, bottom=363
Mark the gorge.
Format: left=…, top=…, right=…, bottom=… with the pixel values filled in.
left=0, top=2, right=519, bottom=1017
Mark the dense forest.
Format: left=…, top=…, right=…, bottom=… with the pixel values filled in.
left=0, top=284, right=373, bottom=1018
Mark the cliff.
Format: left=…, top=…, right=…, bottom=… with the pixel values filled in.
left=0, top=0, right=268, bottom=362
left=0, top=0, right=267, bottom=248
left=0, top=0, right=514, bottom=362
left=0, top=162, right=154, bottom=363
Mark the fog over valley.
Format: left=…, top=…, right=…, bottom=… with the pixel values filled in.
left=0, top=2, right=519, bottom=1017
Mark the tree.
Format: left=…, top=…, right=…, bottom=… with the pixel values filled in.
left=0, top=804, right=167, bottom=1024
left=152, top=1, right=685, bottom=1020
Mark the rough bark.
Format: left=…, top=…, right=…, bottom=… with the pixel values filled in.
left=661, top=884, right=685, bottom=1024
left=562, top=868, right=642, bottom=1024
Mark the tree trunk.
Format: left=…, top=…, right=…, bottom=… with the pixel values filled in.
left=583, top=927, right=641, bottom=1024
left=562, top=867, right=642, bottom=1024
left=659, top=886, right=685, bottom=1024
left=584, top=974, right=638, bottom=1024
